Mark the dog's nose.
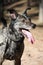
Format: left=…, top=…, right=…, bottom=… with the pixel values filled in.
left=31, top=23, right=36, bottom=29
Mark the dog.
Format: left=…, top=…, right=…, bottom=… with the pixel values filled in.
left=0, top=8, right=35, bottom=65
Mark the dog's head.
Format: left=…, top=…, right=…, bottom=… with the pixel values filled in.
left=8, top=8, right=36, bottom=31
left=11, top=15, right=31, bottom=31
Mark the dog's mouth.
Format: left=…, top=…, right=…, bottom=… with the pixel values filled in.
left=19, top=28, right=35, bottom=44
left=19, top=28, right=29, bottom=32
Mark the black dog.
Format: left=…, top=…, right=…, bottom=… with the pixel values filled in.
left=4, top=9, right=35, bottom=65
left=0, top=9, right=35, bottom=65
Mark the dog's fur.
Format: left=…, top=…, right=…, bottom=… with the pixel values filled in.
left=0, top=9, right=36, bottom=65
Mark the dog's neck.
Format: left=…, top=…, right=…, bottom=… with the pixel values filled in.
left=8, top=27, right=24, bottom=42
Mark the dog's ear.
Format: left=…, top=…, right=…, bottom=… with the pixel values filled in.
left=20, top=7, right=31, bottom=20
left=7, top=9, right=18, bottom=19
left=23, top=7, right=31, bottom=15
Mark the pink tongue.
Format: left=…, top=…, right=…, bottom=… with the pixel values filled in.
left=22, top=30, right=35, bottom=44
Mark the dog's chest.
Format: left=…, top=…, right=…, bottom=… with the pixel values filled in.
left=8, top=28, right=24, bottom=42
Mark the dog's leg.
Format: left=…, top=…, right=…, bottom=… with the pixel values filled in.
left=15, top=59, right=21, bottom=65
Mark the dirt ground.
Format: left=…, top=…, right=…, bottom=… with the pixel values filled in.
left=2, top=25, right=43, bottom=65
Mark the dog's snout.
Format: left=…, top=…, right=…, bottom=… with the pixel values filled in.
left=31, top=23, right=36, bottom=29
